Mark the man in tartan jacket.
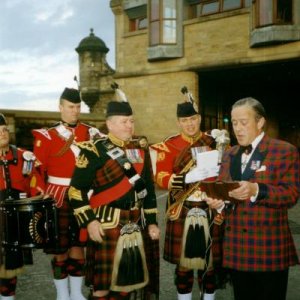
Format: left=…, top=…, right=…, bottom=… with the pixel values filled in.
left=207, top=97, right=300, bottom=300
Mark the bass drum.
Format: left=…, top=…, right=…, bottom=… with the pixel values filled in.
left=1, top=196, right=58, bottom=249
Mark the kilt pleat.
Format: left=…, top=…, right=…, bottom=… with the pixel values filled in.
left=44, top=197, right=84, bottom=254
left=142, top=230, right=160, bottom=298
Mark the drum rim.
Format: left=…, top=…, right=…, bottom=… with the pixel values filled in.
left=2, top=196, right=53, bottom=205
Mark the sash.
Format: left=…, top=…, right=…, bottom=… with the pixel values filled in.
left=168, top=142, right=210, bottom=216
left=102, top=139, right=148, bottom=201
left=54, top=124, right=80, bottom=157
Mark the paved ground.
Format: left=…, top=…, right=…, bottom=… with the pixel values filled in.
left=16, top=188, right=300, bottom=299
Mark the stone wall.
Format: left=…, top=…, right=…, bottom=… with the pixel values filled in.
left=110, top=5, right=300, bottom=143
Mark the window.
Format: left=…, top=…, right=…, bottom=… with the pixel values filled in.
left=148, top=0, right=183, bottom=60
left=255, top=0, right=292, bottom=27
left=189, top=0, right=251, bottom=18
left=149, top=0, right=177, bottom=46
left=129, top=17, right=148, bottom=32
left=125, top=3, right=147, bottom=32
left=250, top=0, right=299, bottom=47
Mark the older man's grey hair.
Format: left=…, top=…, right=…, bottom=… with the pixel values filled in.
left=232, top=97, right=266, bottom=122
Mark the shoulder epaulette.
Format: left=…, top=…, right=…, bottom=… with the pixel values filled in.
left=32, top=128, right=51, bottom=140
left=94, top=136, right=109, bottom=145
left=151, top=141, right=170, bottom=152
left=88, top=127, right=106, bottom=139
left=77, top=141, right=100, bottom=157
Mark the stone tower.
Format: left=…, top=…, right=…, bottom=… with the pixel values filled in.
left=76, top=28, right=115, bottom=115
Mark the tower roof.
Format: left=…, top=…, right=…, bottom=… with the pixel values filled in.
left=76, top=28, right=109, bottom=54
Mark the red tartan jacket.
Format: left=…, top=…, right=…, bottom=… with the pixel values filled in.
left=218, top=134, right=300, bottom=271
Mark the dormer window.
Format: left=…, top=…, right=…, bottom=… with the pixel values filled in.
left=250, top=0, right=300, bottom=47
left=148, top=0, right=183, bottom=61
left=149, top=0, right=177, bottom=45
left=123, top=1, right=147, bottom=32
left=255, top=0, right=292, bottom=27
left=130, top=16, right=148, bottom=31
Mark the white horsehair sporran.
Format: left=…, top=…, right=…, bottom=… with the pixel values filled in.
left=180, top=207, right=213, bottom=270
left=111, top=222, right=149, bottom=292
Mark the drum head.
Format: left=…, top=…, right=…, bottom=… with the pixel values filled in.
left=1, top=196, right=57, bottom=249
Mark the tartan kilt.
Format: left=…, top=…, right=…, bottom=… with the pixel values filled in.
left=163, top=201, right=212, bottom=265
left=44, top=196, right=84, bottom=254
left=142, top=229, right=160, bottom=298
left=85, top=209, right=152, bottom=292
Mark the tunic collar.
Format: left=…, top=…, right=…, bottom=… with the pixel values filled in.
left=181, top=131, right=202, bottom=144
left=108, top=133, right=130, bottom=148
left=61, top=120, right=78, bottom=128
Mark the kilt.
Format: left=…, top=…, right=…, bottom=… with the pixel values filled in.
left=85, top=209, right=159, bottom=297
left=142, top=229, right=160, bottom=298
left=44, top=196, right=84, bottom=254
left=163, top=201, right=212, bottom=265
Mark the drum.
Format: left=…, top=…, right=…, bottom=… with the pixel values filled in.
left=1, top=196, right=58, bottom=249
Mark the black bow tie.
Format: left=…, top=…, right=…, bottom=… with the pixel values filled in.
left=240, top=144, right=253, bottom=155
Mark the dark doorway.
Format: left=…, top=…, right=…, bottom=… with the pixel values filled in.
left=199, top=59, right=300, bottom=148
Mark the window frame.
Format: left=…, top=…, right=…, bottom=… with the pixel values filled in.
left=147, top=0, right=183, bottom=61
left=250, top=0, right=300, bottom=47
left=188, top=0, right=251, bottom=18
left=254, top=0, right=293, bottom=28
left=129, top=16, right=148, bottom=32
left=149, top=0, right=177, bottom=46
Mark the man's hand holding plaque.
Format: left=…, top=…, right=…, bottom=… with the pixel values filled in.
left=200, top=180, right=240, bottom=204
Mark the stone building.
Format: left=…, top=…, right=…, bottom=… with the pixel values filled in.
left=76, top=28, right=115, bottom=116
left=78, top=0, right=300, bottom=148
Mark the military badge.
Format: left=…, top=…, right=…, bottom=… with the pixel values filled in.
left=22, top=151, right=36, bottom=175
left=123, top=162, right=132, bottom=170
left=126, top=149, right=143, bottom=163
left=157, top=152, right=165, bottom=161
left=76, top=154, right=88, bottom=168
left=250, top=160, right=261, bottom=171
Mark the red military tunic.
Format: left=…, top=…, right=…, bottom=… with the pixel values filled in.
left=151, top=132, right=216, bottom=265
left=0, top=145, right=44, bottom=199
left=0, top=145, right=44, bottom=275
left=32, top=121, right=100, bottom=207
